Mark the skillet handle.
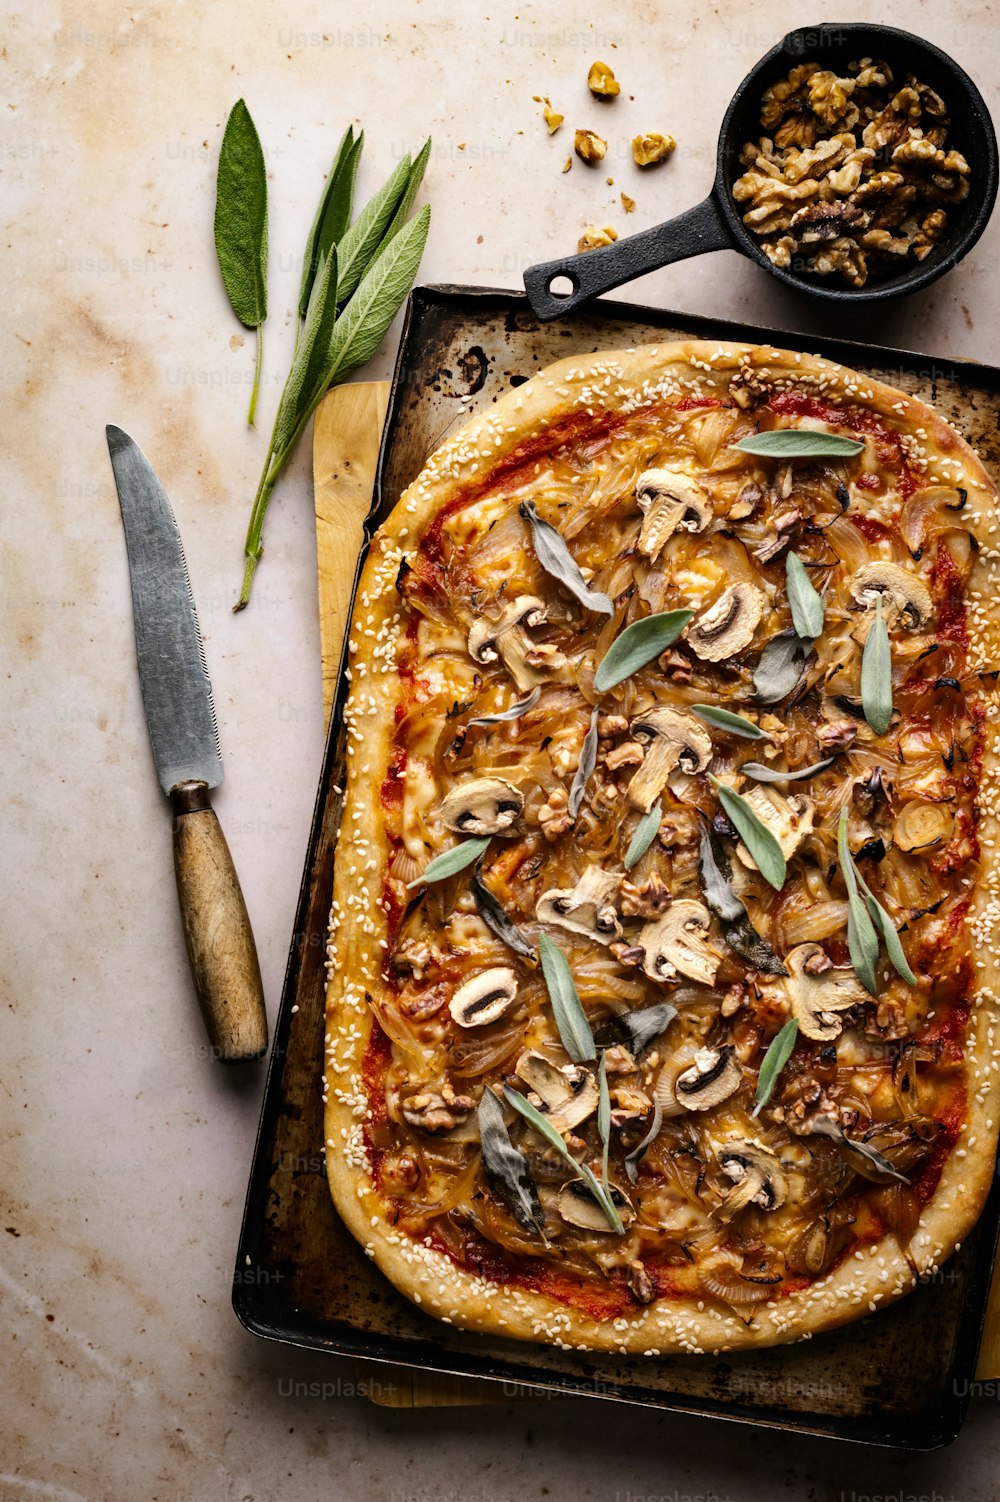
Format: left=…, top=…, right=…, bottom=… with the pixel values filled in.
left=523, top=195, right=733, bottom=321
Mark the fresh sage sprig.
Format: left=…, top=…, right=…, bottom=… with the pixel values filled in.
left=593, top=610, right=694, bottom=692
left=235, top=137, right=431, bottom=610
left=598, top=1050, right=612, bottom=1204
left=538, top=932, right=596, bottom=1062
left=752, top=1019, right=799, bottom=1117
left=735, top=431, right=864, bottom=459
left=503, top=1085, right=624, bottom=1233
left=690, top=705, right=770, bottom=740
left=471, top=860, right=535, bottom=958
left=838, top=806, right=880, bottom=993
left=407, top=836, right=489, bottom=887
left=568, top=707, right=599, bottom=819
left=709, top=775, right=786, bottom=890
left=753, top=631, right=810, bottom=703
left=837, top=808, right=916, bottom=987
left=625, top=802, right=661, bottom=869
left=742, top=758, right=835, bottom=784
left=786, top=552, right=825, bottom=640
left=698, top=822, right=787, bottom=975
left=215, top=100, right=268, bottom=426
left=519, top=502, right=613, bottom=615
left=477, top=1089, right=546, bottom=1237
left=861, top=596, right=893, bottom=735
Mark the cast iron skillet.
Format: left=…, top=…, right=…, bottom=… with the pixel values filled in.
left=524, top=23, right=998, bottom=319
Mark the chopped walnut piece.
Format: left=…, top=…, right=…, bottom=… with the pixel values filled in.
left=627, top=1259, right=656, bottom=1304
left=621, top=191, right=636, bottom=213
left=587, top=60, right=620, bottom=97
left=562, top=156, right=572, bottom=174
left=720, top=983, right=748, bottom=1018
left=578, top=223, right=618, bottom=253
left=632, top=132, right=676, bottom=167
left=575, top=128, right=608, bottom=163
left=598, top=713, right=629, bottom=739
left=542, top=98, right=564, bottom=134
left=602, top=1045, right=637, bottom=1074
left=538, top=786, right=573, bottom=842
left=620, top=873, right=671, bottom=919
left=401, top=1081, right=476, bottom=1134
left=604, top=740, right=645, bottom=771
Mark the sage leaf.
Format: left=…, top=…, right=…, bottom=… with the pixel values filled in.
left=753, top=630, right=809, bottom=704
left=477, top=1089, right=545, bottom=1237
left=538, top=932, right=596, bottom=1062
left=709, top=775, right=786, bottom=890
left=861, top=596, right=893, bottom=735
left=624, top=802, right=661, bottom=870
left=752, top=1019, right=799, bottom=1117
left=786, top=552, right=825, bottom=640
left=568, top=707, right=599, bottom=819
left=215, top=99, right=268, bottom=425
left=384, top=136, right=432, bottom=242
left=597, top=1002, right=677, bottom=1055
left=471, top=860, right=535, bottom=958
left=467, top=688, right=540, bottom=727
left=325, top=204, right=431, bottom=387
left=407, top=835, right=490, bottom=887
left=270, top=247, right=340, bottom=463
left=690, top=704, right=770, bottom=740
left=742, top=758, right=836, bottom=784
left=335, top=151, right=414, bottom=304
left=841, top=1135, right=910, bottom=1184
left=598, top=1051, right=612, bottom=1198
left=298, top=125, right=363, bottom=318
left=854, top=865, right=917, bottom=985
left=838, top=807, right=879, bottom=994
left=519, top=501, right=613, bottom=615
left=735, top=431, right=864, bottom=459
left=699, top=823, right=787, bottom=975
left=503, top=1086, right=624, bottom=1233
left=593, top=610, right=694, bottom=692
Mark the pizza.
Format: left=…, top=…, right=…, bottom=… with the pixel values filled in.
left=324, top=339, right=1000, bottom=1356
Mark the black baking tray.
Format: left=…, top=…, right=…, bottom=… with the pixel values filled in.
left=234, top=285, right=1000, bottom=1449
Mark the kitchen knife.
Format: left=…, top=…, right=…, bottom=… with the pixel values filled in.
left=107, top=424, right=268, bottom=1063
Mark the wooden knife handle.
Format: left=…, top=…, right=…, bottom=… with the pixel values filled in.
left=169, top=781, right=268, bottom=1063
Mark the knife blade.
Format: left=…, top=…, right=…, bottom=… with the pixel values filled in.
left=108, top=425, right=268, bottom=1063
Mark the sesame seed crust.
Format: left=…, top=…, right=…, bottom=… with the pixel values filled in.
left=324, top=340, right=1000, bottom=1356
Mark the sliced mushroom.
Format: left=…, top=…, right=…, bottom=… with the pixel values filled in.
left=685, top=582, right=765, bottom=662
left=536, top=865, right=623, bottom=946
left=515, top=1050, right=599, bottom=1134
left=467, top=595, right=566, bottom=692
left=634, top=468, right=712, bottom=559
left=557, top=1177, right=636, bottom=1232
left=657, top=1046, right=742, bottom=1113
left=893, top=801, right=953, bottom=852
left=639, top=900, right=720, bottom=987
left=448, top=967, right=519, bottom=1028
left=439, top=776, right=524, bottom=836
left=849, top=563, right=933, bottom=639
left=783, top=943, right=867, bottom=1042
left=626, top=707, right=713, bottom=812
left=734, top=786, right=815, bottom=869
left=716, top=1140, right=787, bottom=1217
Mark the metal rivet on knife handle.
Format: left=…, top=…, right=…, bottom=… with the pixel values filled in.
left=170, top=781, right=268, bottom=1063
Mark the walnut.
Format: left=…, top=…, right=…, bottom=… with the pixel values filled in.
left=790, top=198, right=870, bottom=244
left=720, top=983, right=748, bottom=1018
left=587, top=60, right=620, bottom=97
left=805, top=236, right=868, bottom=288
left=602, top=1045, right=637, bottom=1074
left=627, top=1259, right=656, bottom=1304
left=578, top=224, right=618, bottom=253
left=401, top=1081, right=476, bottom=1134
left=604, top=740, right=645, bottom=771
left=611, top=1086, right=653, bottom=1128
left=575, top=128, right=607, bottom=163
left=656, top=648, right=693, bottom=683
left=542, top=98, right=563, bottom=134
left=632, top=132, right=676, bottom=167
left=538, top=786, right=572, bottom=842
left=598, top=713, right=629, bottom=739
left=782, top=134, right=853, bottom=184
left=760, top=63, right=820, bottom=131
left=805, top=70, right=856, bottom=128
left=620, top=873, right=671, bottom=919
left=383, top=1151, right=421, bottom=1192
left=864, top=1001, right=908, bottom=1040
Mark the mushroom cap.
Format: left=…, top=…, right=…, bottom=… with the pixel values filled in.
left=448, top=967, right=520, bottom=1028
left=634, top=468, right=712, bottom=559
left=536, top=865, right=623, bottom=946
left=658, top=1045, right=743, bottom=1113
left=734, top=785, right=815, bottom=867
left=467, top=595, right=548, bottom=663
left=849, top=563, right=932, bottom=633
left=783, top=942, right=868, bottom=1041
left=439, top=776, right=525, bottom=836
left=716, top=1139, right=788, bottom=1216
left=515, top=1050, right=599, bottom=1133
left=685, top=581, right=766, bottom=662
left=626, top=706, right=713, bottom=812
left=639, top=899, right=720, bottom=987
left=557, top=1177, right=635, bottom=1232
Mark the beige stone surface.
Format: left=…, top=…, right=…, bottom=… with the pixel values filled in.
left=4, top=1, right=1000, bottom=1497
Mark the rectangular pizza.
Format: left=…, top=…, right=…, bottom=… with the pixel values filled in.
left=324, top=340, right=1000, bottom=1355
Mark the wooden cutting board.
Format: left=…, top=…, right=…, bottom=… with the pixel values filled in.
left=312, top=379, right=1000, bottom=1399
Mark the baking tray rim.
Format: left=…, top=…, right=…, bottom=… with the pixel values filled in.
left=233, top=282, right=1000, bottom=1451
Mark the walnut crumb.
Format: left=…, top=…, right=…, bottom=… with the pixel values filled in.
left=632, top=132, right=676, bottom=166
left=575, top=128, right=608, bottom=164
left=587, top=60, right=620, bottom=98
left=578, top=223, right=618, bottom=252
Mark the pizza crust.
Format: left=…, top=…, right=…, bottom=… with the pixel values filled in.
left=324, top=341, right=1000, bottom=1356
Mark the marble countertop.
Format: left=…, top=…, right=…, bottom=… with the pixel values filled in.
left=7, top=1, right=1000, bottom=1497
